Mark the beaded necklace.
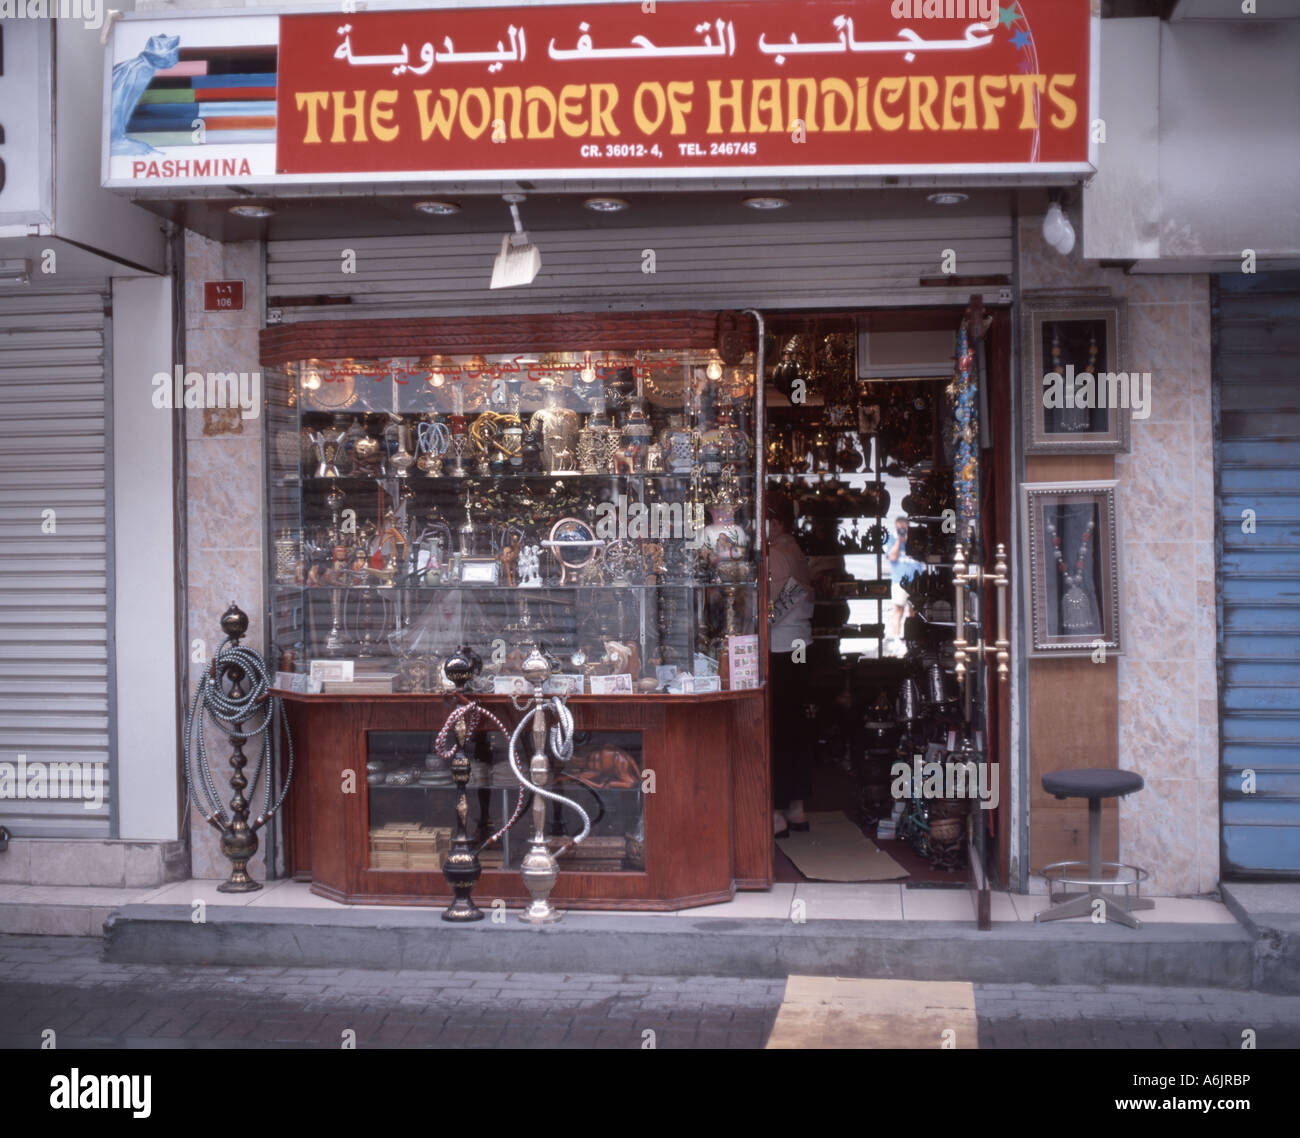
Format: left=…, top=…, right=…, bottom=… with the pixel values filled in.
left=1045, top=513, right=1098, bottom=633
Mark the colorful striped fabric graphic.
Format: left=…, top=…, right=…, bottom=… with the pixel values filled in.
left=129, top=130, right=277, bottom=147
left=140, top=88, right=276, bottom=103
left=154, top=60, right=208, bottom=77
left=125, top=49, right=277, bottom=141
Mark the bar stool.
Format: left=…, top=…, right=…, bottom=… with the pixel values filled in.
left=1035, top=768, right=1153, bottom=929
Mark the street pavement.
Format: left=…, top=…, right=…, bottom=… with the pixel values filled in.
left=2, top=934, right=1299, bottom=1050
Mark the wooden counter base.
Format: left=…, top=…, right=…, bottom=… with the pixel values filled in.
left=279, top=689, right=773, bottom=910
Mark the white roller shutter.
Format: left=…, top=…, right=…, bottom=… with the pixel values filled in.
left=0, top=291, right=113, bottom=837
left=267, top=215, right=1013, bottom=320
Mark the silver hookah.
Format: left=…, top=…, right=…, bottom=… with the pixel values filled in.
left=507, top=648, right=590, bottom=923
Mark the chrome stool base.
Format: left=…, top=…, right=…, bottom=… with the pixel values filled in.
left=1036, top=860, right=1153, bottom=928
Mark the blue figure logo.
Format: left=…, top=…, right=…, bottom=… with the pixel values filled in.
left=111, top=34, right=181, bottom=156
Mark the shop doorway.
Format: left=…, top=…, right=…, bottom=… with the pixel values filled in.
left=763, top=304, right=1012, bottom=919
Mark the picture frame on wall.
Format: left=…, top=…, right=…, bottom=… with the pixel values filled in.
left=1021, top=295, right=1130, bottom=453
left=1022, top=481, right=1122, bottom=657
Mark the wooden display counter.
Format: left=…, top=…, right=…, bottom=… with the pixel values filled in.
left=279, top=687, right=772, bottom=910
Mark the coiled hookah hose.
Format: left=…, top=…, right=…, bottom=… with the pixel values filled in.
left=433, top=701, right=530, bottom=853
left=507, top=693, right=590, bottom=856
left=183, top=627, right=294, bottom=833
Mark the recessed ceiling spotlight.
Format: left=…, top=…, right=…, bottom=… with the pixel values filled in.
left=927, top=192, right=969, bottom=206
left=742, top=196, right=790, bottom=210
left=413, top=200, right=461, bottom=215
left=583, top=196, right=629, bottom=213
left=228, top=204, right=274, bottom=219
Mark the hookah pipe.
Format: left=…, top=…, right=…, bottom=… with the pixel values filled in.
left=434, top=645, right=508, bottom=922
left=431, top=645, right=549, bottom=921
left=508, top=648, right=591, bottom=923
left=182, top=603, right=295, bottom=892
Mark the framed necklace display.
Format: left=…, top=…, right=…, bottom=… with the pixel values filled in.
left=1022, top=480, right=1122, bottom=656
left=1021, top=294, right=1130, bottom=454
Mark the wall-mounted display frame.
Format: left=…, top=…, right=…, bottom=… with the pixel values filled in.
left=1022, top=480, right=1122, bottom=657
left=1021, top=295, right=1130, bottom=454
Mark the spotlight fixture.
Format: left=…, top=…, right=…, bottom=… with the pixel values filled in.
left=583, top=196, right=629, bottom=213
left=742, top=196, right=790, bottom=210
left=490, top=193, right=542, bottom=289
left=228, top=204, right=274, bottom=219
left=927, top=192, right=969, bottom=206
left=414, top=200, right=461, bottom=216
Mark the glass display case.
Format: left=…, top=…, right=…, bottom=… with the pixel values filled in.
left=265, top=348, right=762, bottom=697
left=366, top=728, right=645, bottom=873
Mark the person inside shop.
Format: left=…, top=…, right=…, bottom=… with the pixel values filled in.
left=884, top=515, right=922, bottom=658
left=767, top=492, right=815, bottom=838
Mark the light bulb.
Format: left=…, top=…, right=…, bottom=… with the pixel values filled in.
left=421, top=354, right=452, bottom=389
left=1042, top=203, right=1068, bottom=249
left=301, top=363, right=322, bottom=391
left=580, top=352, right=597, bottom=384
left=1053, top=214, right=1077, bottom=255
left=706, top=353, right=724, bottom=382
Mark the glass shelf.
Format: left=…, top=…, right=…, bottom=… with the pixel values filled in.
left=266, top=347, right=764, bottom=694
left=272, top=581, right=760, bottom=592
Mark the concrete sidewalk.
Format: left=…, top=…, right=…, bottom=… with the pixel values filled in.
left=94, top=877, right=1267, bottom=992
left=8, top=877, right=1295, bottom=992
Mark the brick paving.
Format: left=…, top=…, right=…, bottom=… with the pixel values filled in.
left=973, top=982, right=1300, bottom=1049
left=3, top=934, right=1300, bottom=1049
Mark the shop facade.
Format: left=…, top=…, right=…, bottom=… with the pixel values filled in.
left=86, top=0, right=1299, bottom=915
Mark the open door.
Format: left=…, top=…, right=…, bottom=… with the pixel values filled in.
left=954, top=297, right=1014, bottom=930
left=762, top=303, right=1013, bottom=913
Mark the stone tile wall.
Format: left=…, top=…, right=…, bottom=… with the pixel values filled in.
left=1020, top=215, right=1218, bottom=895
left=182, top=232, right=269, bottom=881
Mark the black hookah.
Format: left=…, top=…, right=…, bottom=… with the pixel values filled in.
left=183, top=603, right=294, bottom=892
left=434, top=646, right=495, bottom=921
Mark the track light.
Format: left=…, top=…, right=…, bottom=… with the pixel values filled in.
left=490, top=193, right=542, bottom=289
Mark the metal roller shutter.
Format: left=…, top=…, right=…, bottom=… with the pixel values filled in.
left=1215, top=271, right=1300, bottom=877
left=267, top=214, right=1013, bottom=320
left=0, top=291, right=113, bottom=837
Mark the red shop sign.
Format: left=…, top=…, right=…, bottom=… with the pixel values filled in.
left=276, top=0, right=1092, bottom=179
left=105, top=1, right=1093, bottom=187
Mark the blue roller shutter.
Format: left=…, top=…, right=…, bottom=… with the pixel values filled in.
left=1215, top=271, right=1300, bottom=878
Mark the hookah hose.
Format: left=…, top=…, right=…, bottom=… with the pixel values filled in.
left=507, top=695, right=591, bottom=856
left=434, top=701, right=529, bottom=854
left=183, top=636, right=294, bottom=831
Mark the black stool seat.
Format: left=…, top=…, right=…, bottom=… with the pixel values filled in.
left=1042, top=768, right=1143, bottom=800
